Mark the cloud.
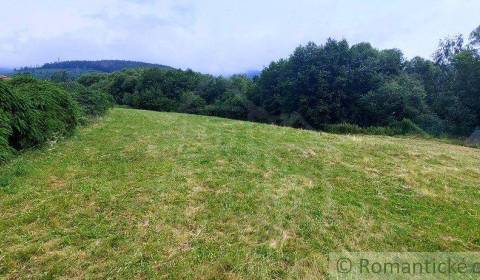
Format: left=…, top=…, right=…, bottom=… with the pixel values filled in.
left=1, top=0, right=479, bottom=74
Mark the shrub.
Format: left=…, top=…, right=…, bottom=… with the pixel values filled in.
left=323, top=123, right=364, bottom=134
left=178, top=91, right=206, bottom=114
left=415, top=114, right=447, bottom=136
left=1, top=75, right=113, bottom=165
left=389, top=119, right=428, bottom=136
left=61, top=81, right=112, bottom=118
left=0, top=81, right=23, bottom=159
left=322, top=121, right=427, bottom=136
left=206, top=91, right=249, bottom=120
left=78, top=73, right=108, bottom=87
left=362, top=126, right=395, bottom=135
left=0, top=106, right=13, bottom=163
left=323, top=123, right=395, bottom=135
left=279, top=112, right=312, bottom=129
left=6, top=75, right=80, bottom=149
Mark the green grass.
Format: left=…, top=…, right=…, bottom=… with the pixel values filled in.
left=1, top=108, right=480, bottom=279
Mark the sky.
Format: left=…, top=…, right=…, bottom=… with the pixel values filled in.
left=1, top=0, right=479, bottom=75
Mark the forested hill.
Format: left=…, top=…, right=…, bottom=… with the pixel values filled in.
left=0, top=68, right=13, bottom=75
left=39, top=60, right=174, bottom=72
left=15, top=60, right=174, bottom=78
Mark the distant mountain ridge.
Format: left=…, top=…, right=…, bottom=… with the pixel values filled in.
left=245, top=69, right=261, bottom=79
left=38, top=60, right=174, bottom=72
left=16, top=60, right=175, bottom=79
left=0, top=68, right=13, bottom=75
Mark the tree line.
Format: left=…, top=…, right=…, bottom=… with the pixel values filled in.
left=75, top=26, right=480, bottom=138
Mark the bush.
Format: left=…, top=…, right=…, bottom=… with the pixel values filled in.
left=78, top=73, right=107, bottom=87
left=389, top=119, right=428, bottom=136
left=1, top=75, right=113, bottom=165
left=415, top=114, right=447, bottom=136
left=206, top=91, right=249, bottom=120
left=322, top=121, right=428, bottom=136
left=178, top=91, right=206, bottom=114
left=0, top=98, right=14, bottom=162
left=323, top=123, right=396, bottom=135
left=0, top=81, right=24, bottom=159
left=61, top=81, right=112, bottom=118
left=362, top=126, right=395, bottom=135
left=323, top=123, right=364, bottom=134
left=282, top=113, right=303, bottom=128
left=5, top=75, right=80, bottom=150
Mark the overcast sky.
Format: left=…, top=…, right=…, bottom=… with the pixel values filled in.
left=1, top=0, right=479, bottom=74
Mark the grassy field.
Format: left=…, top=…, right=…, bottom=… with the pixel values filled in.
left=1, top=108, right=480, bottom=279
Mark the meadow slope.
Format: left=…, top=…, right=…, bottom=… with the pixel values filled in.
left=1, top=108, right=480, bottom=279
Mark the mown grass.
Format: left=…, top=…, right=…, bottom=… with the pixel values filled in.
left=1, top=108, right=480, bottom=279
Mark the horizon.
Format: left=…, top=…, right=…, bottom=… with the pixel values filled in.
left=1, top=0, right=480, bottom=75
left=0, top=59, right=261, bottom=77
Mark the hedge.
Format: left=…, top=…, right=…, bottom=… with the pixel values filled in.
left=0, top=82, right=18, bottom=162
left=5, top=75, right=81, bottom=150
left=0, top=76, right=87, bottom=163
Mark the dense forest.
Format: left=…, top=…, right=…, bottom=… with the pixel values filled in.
left=73, top=26, right=480, bottom=138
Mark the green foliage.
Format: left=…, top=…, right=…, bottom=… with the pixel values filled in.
left=322, top=119, right=428, bottom=137
left=0, top=75, right=112, bottom=162
left=61, top=81, right=113, bottom=119
left=207, top=91, right=249, bottom=120
left=414, top=113, right=446, bottom=136
left=178, top=91, right=206, bottom=114
left=0, top=81, right=27, bottom=156
left=0, top=111, right=13, bottom=162
left=359, top=75, right=427, bottom=126
left=325, top=123, right=375, bottom=135
left=252, top=39, right=407, bottom=128
left=2, top=76, right=80, bottom=151
left=50, top=71, right=72, bottom=83
left=471, top=25, right=480, bottom=47
left=0, top=85, right=14, bottom=162
left=389, top=119, right=428, bottom=136
left=0, top=73, right=111, bottom=165
left=78, top=72, right=109, bottom=87
left=84, top=68, right=256, bottom=120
